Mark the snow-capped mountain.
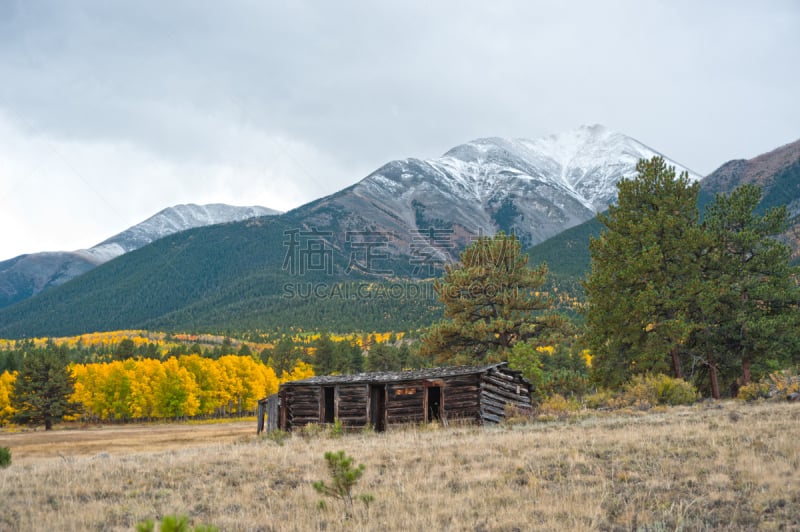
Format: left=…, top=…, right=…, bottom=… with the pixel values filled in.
left=0, top=204, right=279, bottom=308
left=81, top=204, right=279, bottom=262
left=293, top=124, right=701, bottom=255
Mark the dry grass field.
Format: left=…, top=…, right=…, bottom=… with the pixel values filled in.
left=1, top=401, right=799, bottom=531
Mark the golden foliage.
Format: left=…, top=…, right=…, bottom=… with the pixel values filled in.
left=279, top=361, right=315, bottom=383
left=0, top=371, right=16, bottom=425
left=67, top=356, right=308, bottom=422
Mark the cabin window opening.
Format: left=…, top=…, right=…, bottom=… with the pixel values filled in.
left=426, top=386, right=442, bottom=422
left=323, top=386, right=335, bottom=424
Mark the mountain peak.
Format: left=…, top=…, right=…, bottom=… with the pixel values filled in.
left=300, top=125, right=701, bottom=256
left=91, top=203, right=280, bottom=256
left=0, top=203, right=279, bottom=309
left=432, top=125, right=700, bottom=213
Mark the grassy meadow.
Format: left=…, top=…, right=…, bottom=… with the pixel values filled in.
left=1, top=401, right=799, bottom=531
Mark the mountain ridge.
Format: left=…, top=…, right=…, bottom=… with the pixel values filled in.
left=0, top=125, right=713, bottom=337
left=291, top=124, right=701, bottom=254
left=533, top=135, right=800, bottom=284
left=0, top=203, right=279, bottom=308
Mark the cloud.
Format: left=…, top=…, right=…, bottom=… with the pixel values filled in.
left=0, top=0, right=798, bottom=258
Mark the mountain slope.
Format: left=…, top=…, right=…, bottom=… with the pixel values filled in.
left=699, top=137, right=800, bottom=258
left=530, top=136, right=800, bottom=288
left=0, top=204, right=279, bottom=309
left=0, top=216, right=440, bottom=337
left=0, top=126, right=702, bottom=337
left=293, top=124, right=700, bottom=255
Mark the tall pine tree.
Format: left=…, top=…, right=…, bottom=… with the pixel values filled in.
left=11, top=346, right=81, bottom=430
left=698, top=184, right=800, bottom=392
left=584, top=156, right=706, bottom=387
left=420, top=232, right=564, bottom=365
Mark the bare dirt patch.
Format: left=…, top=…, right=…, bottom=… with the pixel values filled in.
left=0, top=421, right=253, bottom=463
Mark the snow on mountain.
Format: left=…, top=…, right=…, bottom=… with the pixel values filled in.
left=0, top=204, right=279, bottom=308
left=433, top=124, right=700, bottom=213
left=81, top=204, right=279, bottom=261
left=297, top=124, right=701, bottom=255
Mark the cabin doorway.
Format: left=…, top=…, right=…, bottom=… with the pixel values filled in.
left=426, top=386, right=442, bottom=422
left=369, top=384, right=386, bottom=432
left=322, top=386, right=336, bottom=424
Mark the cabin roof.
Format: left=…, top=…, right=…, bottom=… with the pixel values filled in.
left=280, top=362, right=512, bottom=387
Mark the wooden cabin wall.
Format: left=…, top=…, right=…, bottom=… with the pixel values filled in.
left=479, top=367, right=532, bottom=424
left=386, top=382, right=425, bottom=424
left=440, top=374, right=482, bottom=422
left=336, top=384, right=369, bottom=427
left=277, top=364, right=533, bottom=431
left=285, top=385, right=321, bottom=429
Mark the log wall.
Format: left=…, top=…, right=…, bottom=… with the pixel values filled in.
left=386, top=382, right=425, bottom=424
left=336, top=384, right=369, bottom=427
left=276, top=364, right=533, bottom=431
left=479, top=367, right=532, bottom=424
left=440, top=375, right=482, bottom=422
left=285, top=385, right=321, bottom=429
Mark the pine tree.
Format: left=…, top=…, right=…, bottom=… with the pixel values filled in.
left=420, top=232, right=563, bottom=365
left=11, top=347, right=81, bottom=430
left=312, top=333, right=336, bottom=375
left=268, top=336, right=302, bottom=376
left=366, top=343, right=404, bottom=371
left=698, top=184, right=800, bottom=392
left=584, top=156, right=706, bottom=387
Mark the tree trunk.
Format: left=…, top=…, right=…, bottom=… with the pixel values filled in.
left=708, top=352, right=720, bottom=400
left=742, top=357, right=752, bottom=386
left=45, top=418, right=53, bottom=431
left=670, top=346, right=684, bottom=379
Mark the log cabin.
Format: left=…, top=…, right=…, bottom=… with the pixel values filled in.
left=257, top=362, right=532, bottom=433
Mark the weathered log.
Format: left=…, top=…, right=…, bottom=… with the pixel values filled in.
left=483, top=374, right=525, bottom=391
left=444, top=399, right=480, bottom=409
left=481, top=384, right=523, bottom=403
left=486, top=369, right=515, bottom=382
left=482, top=388, right=531, bottom=405
left=441, top=377, right=480, bottom=387
left=338, top=416, right=367, bottom=425
left=480, top=411, right=503, bottom=423
left=480, top=399, right=507, bottom=415
left=387, top=414, right=425, bottom=424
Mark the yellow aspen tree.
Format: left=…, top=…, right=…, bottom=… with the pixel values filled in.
left=280, top=360, right=315, bottom=383
left=0, top=371, right=17, bottom=425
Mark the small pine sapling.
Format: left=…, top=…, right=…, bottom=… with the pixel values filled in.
left=312, top=450, right=373, bottom=519
left=135, top=514, right=218, bottom=532
left=0, top=446, right=10, bottom=468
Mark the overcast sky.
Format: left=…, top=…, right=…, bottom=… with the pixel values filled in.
left=1, top=1, right=798, bottom=260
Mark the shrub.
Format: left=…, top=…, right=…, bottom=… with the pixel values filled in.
left=583, top=390, right=615, bottom=409
left=537, top=394, right=580, bottom=419
left=330, top=418, right=344, bottom=438
left=650, top=374, right=700, bottom=406
left=264, top=429, right=290, bottom=446
left=504, top=403, right=532, bottom=425
left=737, top=381, right=771, bottom=401
left=540, top=368, right=591, bottom=399
left=737, top=369, right=800, bottom=401
left=621, top=374, right=698, bottom=408
left=0, top=446, right=10, bottom=468
left=298, top=423, right=326, bottom=439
